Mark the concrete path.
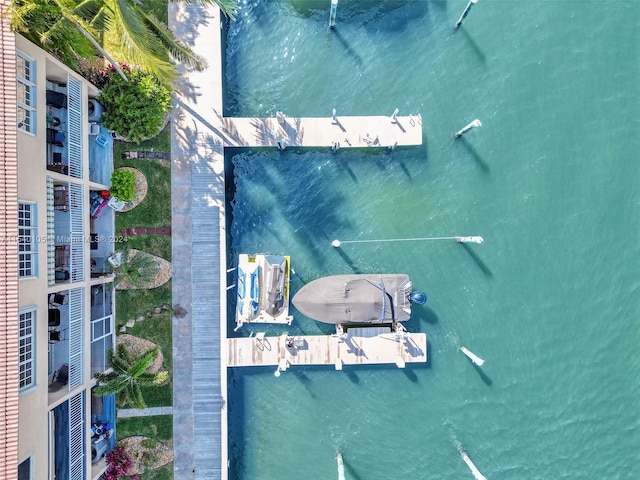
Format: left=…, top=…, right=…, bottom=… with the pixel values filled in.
left=117, top=406, right=173, bottom=418
left=169, top=3, right=227, bottom=480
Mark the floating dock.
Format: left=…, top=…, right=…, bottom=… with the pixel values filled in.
left=227, top=328, right=427, bottom=370
left=222, top=115, right=423, bottom=149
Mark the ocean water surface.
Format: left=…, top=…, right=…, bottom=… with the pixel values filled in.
left=224, top=1, right=640, bottom=478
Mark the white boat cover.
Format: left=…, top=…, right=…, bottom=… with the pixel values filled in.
left=292, top=274, right=412, bottom=324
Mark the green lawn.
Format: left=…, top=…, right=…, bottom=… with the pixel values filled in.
left=112, top=125, right=174, bottom=478
left=114, top=150, right=171, bottom=229
left=116, top=282, right=172, bottom=328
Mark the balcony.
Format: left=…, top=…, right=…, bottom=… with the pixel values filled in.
left=50, top=391, right=86, bottom=480
left=45, top=77, right=83, bottom=179
left=89, top=124, right=114, bottom=186
left=47, top=179, right=85, bottom=285
left=90, top=390, right=116, bottom=479
left=48, top=288, right=84, bottom=406
left=90, top=283, right=114, bottom=376
left=89, top=190, right=116, bottom=279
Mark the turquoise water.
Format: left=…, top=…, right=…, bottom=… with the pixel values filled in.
left=225, top=1, right=640, bottom=478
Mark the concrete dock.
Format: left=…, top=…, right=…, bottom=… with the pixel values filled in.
left=222, top=114, right=423, bottom=149
left=169, top=3, right=424, bottom=479
left=228, top=329, right=427, bottom=370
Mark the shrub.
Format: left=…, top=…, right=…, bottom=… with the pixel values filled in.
left=104, top=445, right=139, bottom=480
left=98, top=70, right=171, bottom=142
left=110, top=169, right=136, bottom=202
left=111, top=249, right=160, bottom=289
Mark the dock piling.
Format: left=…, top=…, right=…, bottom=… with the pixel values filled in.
left=337, top=451, right=346, bottom=480
left=455, top=0, right=479, bottom=29
left=454, top=119, right=482, bottom=138
left=329, top=0, right=339, bottom=28
left=391, top=108, right=399, bottom=122
left=460, top=346, right=485, bottom=366
left=460, top=450, right=487, bottom=480
left=332, top=108, right=338, bottom=122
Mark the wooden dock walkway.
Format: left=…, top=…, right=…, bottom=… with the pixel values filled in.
left=228, top=328, right=427, bottom=370
left=222, top=114, right=423, bottom=149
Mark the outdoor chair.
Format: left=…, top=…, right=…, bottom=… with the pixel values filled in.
left=49, top=329, right=66, bottom=344
left=48, top=364, right=69, bottom=392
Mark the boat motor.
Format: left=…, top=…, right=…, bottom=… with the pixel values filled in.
left=409, top=291, right=427, bottom=305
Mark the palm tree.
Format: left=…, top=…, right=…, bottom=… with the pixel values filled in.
left=94, top=343, right=168, bottom=409
left=9, top=0, right=239, bottom=82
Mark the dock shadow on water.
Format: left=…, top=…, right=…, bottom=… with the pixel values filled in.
left=457, top=137, right=490, bottom=173
left=343, top=456, right=364, bottom=480
left=330, top=27, right=364, bottom=66
left=459, top=242, right=493, bottom=277
left=344, top=368, right=360, bottom=384
left=456, top=26, right=486, bottom=64
left=336, top=155, right=358, bottom=183
left=402, top=365, right=419, bottom=383
left=470, top=361, right=493, bottom=386
left=334, top=247, right=363, bottom=274
left=292, top=369, right=317, bottom=398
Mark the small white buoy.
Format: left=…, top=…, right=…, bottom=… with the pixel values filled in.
left=274, top=368, right=281, bottom=377
left=331, top=240, right=341, bottom=248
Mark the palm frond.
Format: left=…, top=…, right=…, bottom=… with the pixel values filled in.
left=108, top=0, right=176, bottom=81
left=142, top=12, right=207, bottom=71
left=181, top=0, right=238, bottom=21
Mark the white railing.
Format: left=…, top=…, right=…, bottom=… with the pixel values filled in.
left=68, top=391, right=85, bottom=480
left=46, top=177, right=56, bottom=285
left=67, top=76, right=83, bottom=179
left=69, top=183, right=84, bottom=282
left=67, top=288, right=84, bottom=390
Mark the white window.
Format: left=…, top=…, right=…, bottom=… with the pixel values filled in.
left=18, top=202, right=38, bottom=278
left=16, top=52, right=37, bottom=134
left=19, top=308, right=36, bottom=391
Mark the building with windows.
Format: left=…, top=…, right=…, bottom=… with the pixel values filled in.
left=2, top=23, right=118, bottom=480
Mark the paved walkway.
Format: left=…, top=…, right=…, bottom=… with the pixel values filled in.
left=169, top=3, right=227, bottom=480
left=117, top=406, right=173, bottom=418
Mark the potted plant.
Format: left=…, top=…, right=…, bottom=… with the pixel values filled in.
left=98, top=69, right=172, bottom=142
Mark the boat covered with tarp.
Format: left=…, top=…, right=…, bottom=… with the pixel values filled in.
left=292, top=274, right=426, bottom=325
left=235, top=254, right=293, bottom=328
